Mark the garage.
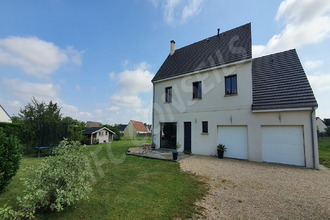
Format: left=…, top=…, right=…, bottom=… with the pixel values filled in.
left=217, top=126, right=248, bottom=160
left=261, top=126, right=305, bottom=166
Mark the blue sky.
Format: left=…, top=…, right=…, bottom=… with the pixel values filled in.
left=0, top=0, right=329, bottom=124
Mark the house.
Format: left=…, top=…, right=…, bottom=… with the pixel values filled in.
left=124, top=120, right=148, bottom=138
left=316, top=117, right=327, bottom=133
left=146, top=124, right=152, bottom=133
left=0, top=105, right=12, bottom=123
left=86, top=121, right=101, bottom=128
left=118, top=124, right=127, bottom=136
left=82, top=127, right=115, bottom=145
left=151, top=23, right=319, bottom=169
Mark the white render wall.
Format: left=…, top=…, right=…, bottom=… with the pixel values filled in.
left=0, top=107, right=11, bottom=123
left=152, top=61, right=319, bottom=169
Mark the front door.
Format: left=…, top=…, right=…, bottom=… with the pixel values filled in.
left=184, top=122, right=191, bottom=153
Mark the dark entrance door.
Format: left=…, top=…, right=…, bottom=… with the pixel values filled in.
left=184, top=122, right=191, bottom=153
left=160, top=122, right=177, bottom=149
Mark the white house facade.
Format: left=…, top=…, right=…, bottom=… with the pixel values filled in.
left=0, top=105, right=12, bottom=123
left=82, top=127, right=115, bottom=145
left=152, top=23, right=319, bottom=169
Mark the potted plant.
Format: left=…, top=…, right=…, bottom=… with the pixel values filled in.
left=172, top=143, right=180, bottom=160
left=217, top=144, right=227, bottom=159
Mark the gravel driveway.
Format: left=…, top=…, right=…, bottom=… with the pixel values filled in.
left=180, top=155, right=330, bottom=219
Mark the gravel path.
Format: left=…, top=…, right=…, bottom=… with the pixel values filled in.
left=180, top=155, right=330, bottom=219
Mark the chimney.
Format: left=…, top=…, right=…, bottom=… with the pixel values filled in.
left=170, top=40, right=175, bottom=55
left=217, top=28, right=220, bottom=37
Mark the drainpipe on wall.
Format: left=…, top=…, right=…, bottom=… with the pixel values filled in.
left=310, top=107, right=316, bottom=169
left=152, top=83, right=155, bottom=146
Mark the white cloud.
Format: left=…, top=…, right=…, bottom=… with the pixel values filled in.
left=117, top=62, right=153, bottom=95
left=109, top=72, right=115, bottom=80
left=0, top=36, right=83, bottom=77
left=111, top=94, right=142, bottom=108
left=253, top=0, right=330, bottom=57
left=1, top=78, right=59, bottom=102
left=150, top=0, right=204, bottom=26
left=95, top=109, right=103, bottom=114
left=304, top=60, right=324, bottom=70
left=181, top=0, right=203, bottom=23
left=308, top=74, right=330, bottom=93
left=107, top=106, right=120, bottom=111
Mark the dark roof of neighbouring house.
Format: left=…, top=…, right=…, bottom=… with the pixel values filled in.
left=82, top=127, right=115, bottom=135
left=252, top=49, right=318, bottom=111
left=130, top=120, right=148, bottom=132
left=152, top=23, right=252, bottom=82
left=86, top=121, right=101, bottom=127
left=118, top=124, right=127, bottom=131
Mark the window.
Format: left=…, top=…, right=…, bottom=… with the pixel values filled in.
left=193, top=81, right=202, bottom=99
left=202, top=121, right=208, bottom=133
left=225, top=75, right=237, bottom=95
left=165, top=87, right=172, bottom=103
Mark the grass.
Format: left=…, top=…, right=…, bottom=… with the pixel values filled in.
left=319, top=137, right=330, bottom=168
left=0, top=137, right=207, bottom=219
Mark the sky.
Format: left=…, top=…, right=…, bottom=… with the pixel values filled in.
left=0, top=0, right=329, bottom=125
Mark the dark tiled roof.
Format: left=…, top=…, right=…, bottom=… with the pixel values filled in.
left=82, top=127, right=102, bottom=135
left=252, top=49, right=318, bottom=110
left=152, top=23, right=252, bottom=82
left=82, top=127, right=116, bottom=135
left=118, top=124, right=127, bottom=131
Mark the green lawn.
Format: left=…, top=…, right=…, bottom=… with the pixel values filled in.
left=0, top=138, right=207, bottom=219
left=319, top=137, right=330, bottom=168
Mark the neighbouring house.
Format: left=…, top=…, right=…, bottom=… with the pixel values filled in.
left=316, top=117, right=327, bottom=133
left=82, top=127, right=115, bottom=145
left=118, top=124, right=127, bottom=136
left=151, top=23, right=319, bottom=169
left=146, top=124, right=152, bottom=134
left=86, top=121, right=101, bottom=128
left=0, top=105, right=12, bottom=123
left=124, top=120, right=148, bottom=138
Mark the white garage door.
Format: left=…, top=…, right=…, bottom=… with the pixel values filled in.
left=262, top=126, right=305, bottom=166
left=217, top=126, right=248, bottom=160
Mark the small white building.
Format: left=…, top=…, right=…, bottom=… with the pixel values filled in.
left=82, top=127, right=115, bottom=145
left=124, top=120, right=148, bottom=138
left=152, top=23, right=319, bottom=169
left=0, top=105, right=12, bottom=123
left=316, top=117, right=327, bottom=133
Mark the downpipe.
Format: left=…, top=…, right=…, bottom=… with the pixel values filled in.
left=310, top=108, right=316, bottom=169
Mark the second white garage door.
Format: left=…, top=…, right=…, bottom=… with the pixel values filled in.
left=217, top=126, right=248, bottom=160
left=261, top=126, right=305, bottom=166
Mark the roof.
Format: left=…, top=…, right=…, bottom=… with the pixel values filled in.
left=252, top=49, right=318, bottom=111
left=82, top=127, right=115, bottom=135
left=118, top=124, right=127, bottom=131
left=152, top=23, right=252, bottom=82
left=130, top=120, right=148, bottom=132
left=86, top=121, right=101, bottom=127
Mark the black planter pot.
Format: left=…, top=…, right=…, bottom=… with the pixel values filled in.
left=217, top=149, right=224, bottom=159
left=172, top=151, right=178, bottom=160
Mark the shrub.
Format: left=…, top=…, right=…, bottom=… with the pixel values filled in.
left=326, top=127, right=330, bottom=136
left=0, top=128, right=22, bottom=193
left=16, top=139, right=92, bottom=218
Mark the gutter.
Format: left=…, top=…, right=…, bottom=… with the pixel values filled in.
left=310, top=107, right=316, bottom=169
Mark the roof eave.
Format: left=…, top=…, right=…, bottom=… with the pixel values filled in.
left=152, top=58, right=252, bottom=84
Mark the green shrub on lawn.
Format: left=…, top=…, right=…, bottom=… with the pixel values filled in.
left=14, top=139, right=92, bottom=218
left=0, top=128, right=22, bottom=193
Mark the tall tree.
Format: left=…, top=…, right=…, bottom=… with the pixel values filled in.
left=18, top=97, right=62, bottom=153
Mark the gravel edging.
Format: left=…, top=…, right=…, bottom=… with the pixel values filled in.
left=180, top=155, right=330, bottom=219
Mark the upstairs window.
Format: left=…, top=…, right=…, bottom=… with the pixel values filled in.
left=165, top=87, right=172, bottom=103
left=193, top=81, right=202, bottom=99
left=225, top=75, right=237, bottom=95
left=202, top=121, right=208, bottom=133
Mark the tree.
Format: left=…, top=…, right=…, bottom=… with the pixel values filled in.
left=18, top=97, right=62, bottom=153
left=0, top=128, right=22, bottom=193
